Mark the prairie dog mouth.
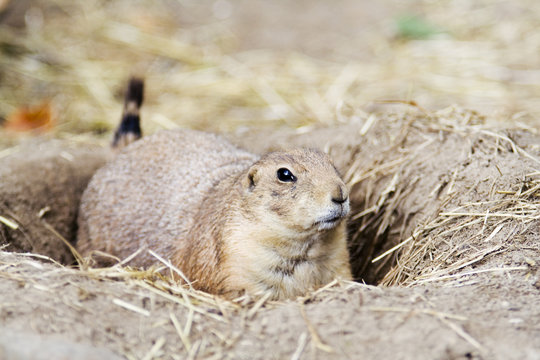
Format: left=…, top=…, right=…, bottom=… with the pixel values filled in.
left=314, top=210, right=347, bottom=231
left=315, top=217, right=342, bottom=230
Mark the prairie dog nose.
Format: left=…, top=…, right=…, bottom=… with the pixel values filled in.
left=331, top=184, right=349, bottom=205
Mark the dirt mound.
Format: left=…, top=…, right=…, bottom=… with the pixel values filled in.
left=0, top=139, right=107, bottom=263
left=0, top=109, right=539, bottom=359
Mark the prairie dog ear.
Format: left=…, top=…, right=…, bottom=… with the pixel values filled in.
left=242, top=165, right=260, bottom=191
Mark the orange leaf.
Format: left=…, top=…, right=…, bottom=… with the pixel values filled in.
left=4, top=102, right=55, bottom=132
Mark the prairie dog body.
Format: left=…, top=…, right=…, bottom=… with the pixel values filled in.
left=77, top=80, right=352, bottom=300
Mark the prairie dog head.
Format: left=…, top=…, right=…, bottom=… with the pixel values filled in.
left=239, top=148, right=349, bottom=238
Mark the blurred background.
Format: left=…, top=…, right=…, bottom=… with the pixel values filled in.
left=1, top=0, right=540, bottom=143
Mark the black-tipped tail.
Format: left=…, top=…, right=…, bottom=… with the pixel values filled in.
left=112, top=77, right=144, bottom=149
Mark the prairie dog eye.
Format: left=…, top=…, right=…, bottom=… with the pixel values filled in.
left=277, top=168, right=297, bottom=182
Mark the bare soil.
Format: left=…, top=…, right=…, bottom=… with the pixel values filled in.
left=1, top=248, right=538, bottom=360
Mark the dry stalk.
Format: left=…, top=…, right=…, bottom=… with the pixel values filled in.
left=437, top=316, right=485, bottom=354
left=170, top=312, right=192, bottom=352
left=112, top=298, right=150, bottom=317
left=290, top=332, right=309, bottom=360
left=413, top=266, right=528, bottom=285
left=42, top=221, right=85, bottom=267
left=365, top=306, right=467, bottom=321
left=148, top=249, right=193, bottom=288
left=141, top=337, right=166, bottom=360
left=298, top=299, right=333, bottom=353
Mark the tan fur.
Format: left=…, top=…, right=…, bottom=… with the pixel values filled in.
left=77, top=130, right=352, bottom=300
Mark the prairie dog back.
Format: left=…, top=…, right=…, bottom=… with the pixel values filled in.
left=77, top=130, right=258, bottom=267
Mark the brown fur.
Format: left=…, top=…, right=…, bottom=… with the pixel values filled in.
left=77, top=130, right=352, bottom=299
left=77, top=81, right=351, bottom=300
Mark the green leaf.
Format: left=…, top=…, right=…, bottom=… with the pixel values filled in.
left=395, top=15, right=442, bottom=40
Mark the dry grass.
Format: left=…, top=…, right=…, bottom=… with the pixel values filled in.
left=2, top=0, right=540, bottom=143
left=0, top=248, right=369, bottom=359
left=341, top=107, right=539, bottom=287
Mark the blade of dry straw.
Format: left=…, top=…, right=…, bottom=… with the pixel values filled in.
left=42, top=222, right=85, bottom=266
left=359, top=114, right=378, bottom=136
left=483, top=224, right=505, bottom=242
left=112, top=298, right=150, bottom=317
left=160, top=281, right=228, bottom=310
left=141, top=337, right=166, bottom=360
left=170, top=312, right=192, bottom=351
left=437, top=315, right=485, bottom=353
left=371, top=228, right=422, bottom=263
left=439, top=211, right=538, bottom=220
left=0, top=215, right=19, bottom=229
left=148, top=249, right=193, bottom=288
left=290, top=332, right=308, bottom=360
left=365, top=306, right=467, bottom=321
left=187, top=339, right=202, bottom=360
left=184, top=307, right=195, bottom=340
left=414, top=266, right=528, bottom=284
left=136, top=280, right=226, bottom=322
left=0, top=146, right=20, bottom=159
left=247, top=292, right=272, bottom=319
left=480, top=130, right=540, bottom=165
left=117, top=248, right=145, bottom=266
left=16, top=252, right=63, bottom=267
left=298, top=300, right=333, bottom=353
left=413, top=245, right=505, bottom=281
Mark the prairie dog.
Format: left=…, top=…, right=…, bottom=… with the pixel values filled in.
left=77, top=79, right=352, bottom=300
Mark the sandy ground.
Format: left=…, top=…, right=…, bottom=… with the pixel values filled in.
left=1, top=1, right=540, bottom=359
left=0, top=249, right=538, bottom=360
